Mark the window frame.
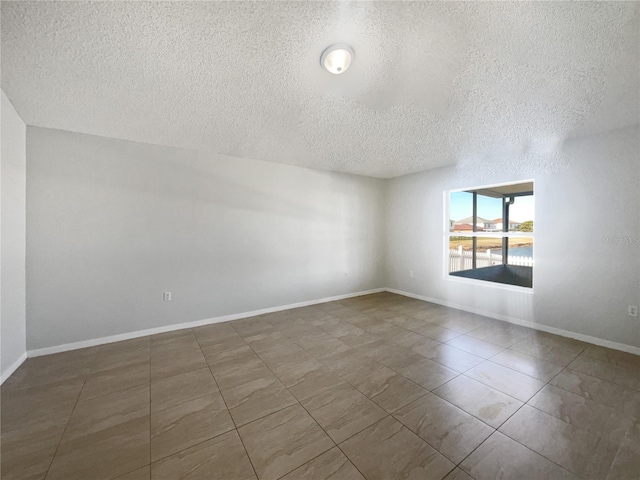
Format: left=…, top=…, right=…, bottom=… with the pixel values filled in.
left=444, top=180, right=535, bottom=291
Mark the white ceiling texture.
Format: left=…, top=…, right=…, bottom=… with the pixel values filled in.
left=2, top=1, right=638, bottom=178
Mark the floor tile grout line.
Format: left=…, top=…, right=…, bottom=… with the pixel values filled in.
left=6, top=295, right=637, bottom=480
left=262, top=317, right=484, bottom=478
left=452, top=346, right=594, bottom=479
left=454, top=370, right=536, bottom=403
left=449, top=406, right=544, bottom=475
left=259, top=305, right=552, bottom=460
left=495, top=425, right=585, bottom=478
left=148, top=425, right=239, bottom=467
left=576, top=350, right=640, bottom=380
left=424, top=336, right=576, bottom=408
left=194, top=329, right=263, bottom=480
left=293, top=338, right=433, bottom=413
left=384, top=356, right=464, bottom=392
left=520, top=347, right=638, bottom=444
left=560, top=361, right=640, bottom=395
left=229, top=323, right=339, bottom=480
left=475, top=351, right=563, bottom=381
left=147, top=336, right=243, bottom=465
left=203, top=347, right=257, bottom=365
left=353, top=337, right=478, bottom=377
left=293, top=320, right=464, bottom=403
left=433, top=354, right=557, bottom=433
left=23, top=345, right=151, bottom=480
left=152, top=388, right=220, bottom=415
left=372, top=313, right=524, bottom=376
left=332, top=414, right=392, bottom=480
left=75, top=364, right=151, bottom=404
left=532, top=347, right=640, bottom=404
left=41, top=351, right=98, bottom=480
left=390, top=404, right=495, bottom=469
left=544, top=366, right=640, bottom=414
left=369, top=383, right=431, bottom=415
left=237, top=322, right=395, bottom=480
left=148, top=358, right=151, bottom=477
left=272, top=443, right=339, bottom=480
left=522, top=393, right=635, bottom=443
left=338, top=309, right=593, bottom=477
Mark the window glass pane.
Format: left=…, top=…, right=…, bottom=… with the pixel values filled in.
left=448, top=236, right=505, bottom=273
left=449, top=191, right=473, bottom=232
left=508, top=237, right=533, bottom=265
left=475, top=237, right=504, bottom=269
left=449, top=236, right=533, bottom=287
left=448, top=236, right=474, bottom=272
left=510, top=195, right=534, bottom=233
left=476, top=194, right=503, bottom=232
left=450, top=237, right=533, bottom=267
left=479, top=238, right=505, bottom=265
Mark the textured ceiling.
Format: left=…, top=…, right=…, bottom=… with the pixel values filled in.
left=2, top=1, right=639, bottom=178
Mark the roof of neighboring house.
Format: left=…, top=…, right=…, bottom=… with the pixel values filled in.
left=490, top=218, right=521, bottom=224
left=452, top=224, right=485, bottom=232
left=454, top=216, right=489, bottom=224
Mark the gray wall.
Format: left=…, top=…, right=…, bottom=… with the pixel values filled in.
left=1, top=90, right=27, bottom=378
left=386, top=126, right=640, bottom=349
left=26, top=127, right=386, bottom=350
left=20, top=123, right=640, bottom=352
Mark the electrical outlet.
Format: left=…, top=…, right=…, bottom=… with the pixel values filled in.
left=409, top=270, right=414, bottom=278
left=629, top=305, right=638, bottom=317
left=163, top=292, right=172, bottom=302
left=344, top=271, right=349, bottom=276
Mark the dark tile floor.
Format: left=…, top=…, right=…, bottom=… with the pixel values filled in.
left=2, top=292, right=639, bottom=479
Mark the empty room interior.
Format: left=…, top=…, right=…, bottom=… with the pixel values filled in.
left=1, top=2, right=640, bottom=480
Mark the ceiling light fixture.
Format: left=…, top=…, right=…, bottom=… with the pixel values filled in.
left=320, top=44, right=354, bottom=75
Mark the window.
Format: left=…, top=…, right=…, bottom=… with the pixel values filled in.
left=447, top=181, right=534, bottom=288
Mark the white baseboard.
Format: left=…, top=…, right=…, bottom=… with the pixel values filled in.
left=1, top=351, right=27, bottom=384
left=386, top=288, right=640, bottom=356
left=21, top=285, right=640, bottom=360
left=27, top=288, right=385, bottom=358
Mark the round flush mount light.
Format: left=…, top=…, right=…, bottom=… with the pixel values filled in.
left=320, top=44, right=354, bottom=75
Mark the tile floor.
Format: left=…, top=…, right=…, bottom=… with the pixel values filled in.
left=2, top=292, right=639, bottom=480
